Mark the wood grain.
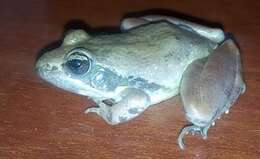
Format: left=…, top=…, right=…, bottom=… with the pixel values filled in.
left=0, top=0, right=259, bottom=158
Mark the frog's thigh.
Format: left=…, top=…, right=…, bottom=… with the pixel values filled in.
left=141, top=15, right=225, bottom=43
left=86, top=88, right=151, bottom=125
left=180, top=57, right=210, bottom=127
left=177, top=55, right=213, bottom=149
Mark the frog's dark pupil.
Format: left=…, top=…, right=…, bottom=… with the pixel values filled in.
left=70, top=59, right=81, bottom=68
left=66, top=59, right=90, bottom=74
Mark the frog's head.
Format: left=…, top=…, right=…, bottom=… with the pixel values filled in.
left=36, top=30, right=117, bottom=99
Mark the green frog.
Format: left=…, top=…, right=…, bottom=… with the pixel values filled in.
left=36, top=15, right=245, bottom=149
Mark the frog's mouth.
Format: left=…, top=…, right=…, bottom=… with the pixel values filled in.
left=36, top=50, right=76, bottom=91
left=36, top=51, right=63, bottom=82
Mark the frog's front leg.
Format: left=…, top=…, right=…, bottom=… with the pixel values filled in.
left=178, top=40, right=245, bottom=149
left=85, top=88, right=151, bottom=125
left=121, top=15, right=224, bottom=43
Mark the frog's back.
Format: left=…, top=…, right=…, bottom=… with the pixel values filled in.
left=85, top=22, right=215, bottom=103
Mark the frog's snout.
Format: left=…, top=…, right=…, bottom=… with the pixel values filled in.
left=35, top=62, right=51, bottom=82
left=36, top=62, right=58, bottom=79
left=35, top=51, right=63, bottom=81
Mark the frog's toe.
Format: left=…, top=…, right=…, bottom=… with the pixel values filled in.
left=178, top=125, right=208, bottom=150
left=85, top=107, right=100, bottom=114
left=241, top=83, right=246, bottom=94
left=85, top=105, right=117, bottom=125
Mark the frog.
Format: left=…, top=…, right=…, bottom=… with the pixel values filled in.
left=35, top=15, right=246, bottom=149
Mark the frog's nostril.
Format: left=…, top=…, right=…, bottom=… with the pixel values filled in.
left=37, top=63, right=56, bottom=73
left=44, top=64, right=51, bottom=69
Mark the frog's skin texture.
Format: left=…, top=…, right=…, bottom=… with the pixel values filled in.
left=36, top=15, right=246, bottom=150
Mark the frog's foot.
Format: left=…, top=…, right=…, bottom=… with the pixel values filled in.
left=85, top=103, right=115, bottom=125
left=85, top=88, right=151, bottom=125
left=178, top=125, right=209, bottom=150
left=85, top=107, right=99, bottom=114
left=85, top=101, right=108, bottom=114
left=85, top=105, right=106, bottom=115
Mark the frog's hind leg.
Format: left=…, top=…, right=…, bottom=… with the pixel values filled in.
left=142, top=15, right=225, bottom=43
left=85, top=88, right=151, bottom=125
left=178, top=39, right=245, bottom=149
left=121, top=15, right=225, bottom=43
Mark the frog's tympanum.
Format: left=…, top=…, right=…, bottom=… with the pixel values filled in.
left=36, top=15, right=246, bottom=149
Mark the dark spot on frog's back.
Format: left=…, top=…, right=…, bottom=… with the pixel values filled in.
left=164, top=50, right=175, bottom=61
left=128, top=76, right=161, bottom=92
left=175, top=35, right=181, bottom=41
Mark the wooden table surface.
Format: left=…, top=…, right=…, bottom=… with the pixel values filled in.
left=1, top=0, right=260, bottom=158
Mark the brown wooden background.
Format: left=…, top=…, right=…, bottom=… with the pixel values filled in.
left=0, top=0, right=260, bottom=158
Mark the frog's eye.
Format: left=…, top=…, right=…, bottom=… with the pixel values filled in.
left=65, top=48, right=92, bottom=75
